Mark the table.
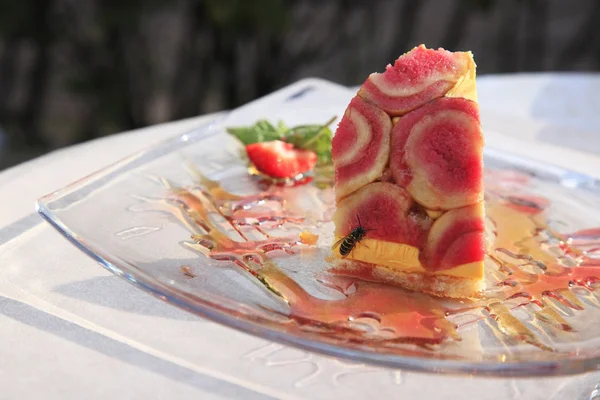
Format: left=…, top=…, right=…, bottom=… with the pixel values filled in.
left=1, top=74, right=599, bottom=399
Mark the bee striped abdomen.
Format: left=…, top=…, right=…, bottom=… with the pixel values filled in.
left=338, top=228, right=365, bottom=257
left=339, top=238, right=355, bottom=257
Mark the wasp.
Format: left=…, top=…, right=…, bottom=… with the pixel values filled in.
left=331, top=215, right=373, bottom=257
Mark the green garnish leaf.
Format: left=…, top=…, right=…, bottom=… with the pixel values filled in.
left=226, top=119, right=285, bottom=145
left=283, top=116, right=336, bottom=166
left=277, top=120, right=289, bottom=134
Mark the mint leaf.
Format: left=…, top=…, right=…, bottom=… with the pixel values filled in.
left=284, top=116, right=336, bottom=165
left=311, top=127, right=334, bottom=165
left=226, top=119, right=284, bottom=145
left=277, top=120, right=289, bottom=134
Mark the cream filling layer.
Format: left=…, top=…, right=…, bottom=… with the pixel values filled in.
left=333, top=237, right=484, bottom=279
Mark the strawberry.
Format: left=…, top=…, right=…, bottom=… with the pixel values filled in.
left=246, top=140, right=317, bottom=179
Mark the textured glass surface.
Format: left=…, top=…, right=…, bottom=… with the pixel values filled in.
left=37, top=79, right=600, bottom=377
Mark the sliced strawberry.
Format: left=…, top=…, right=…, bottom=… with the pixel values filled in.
left=246, top=140, right=317, bottom=179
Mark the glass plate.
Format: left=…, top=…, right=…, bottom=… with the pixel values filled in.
left=37, top=78, right=600, bottom=377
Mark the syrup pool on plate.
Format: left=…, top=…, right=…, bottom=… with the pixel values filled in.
left=151, top=165, right=600, bottom=357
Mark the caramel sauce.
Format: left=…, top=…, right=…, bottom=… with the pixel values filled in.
left=162, top=169, right=600, bottom=354
left=480, top=188, right=600, bottom=349
left=487, top=200, right=600, bottom=309
left=169, top=176, right=457, bottom=345
left=257, top=260, right=457, bottom=344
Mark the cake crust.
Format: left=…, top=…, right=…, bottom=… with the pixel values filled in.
left=331, top=258, right=485, bottom=299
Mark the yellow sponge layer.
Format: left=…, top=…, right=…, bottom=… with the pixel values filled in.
left=333, top=237, right=484, bottom=279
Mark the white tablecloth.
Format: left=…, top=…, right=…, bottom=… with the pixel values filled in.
left=1, top=74, right=599, bottom=399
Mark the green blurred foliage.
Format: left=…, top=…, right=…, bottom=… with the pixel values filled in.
left=204, top=0, right=290, bottom=34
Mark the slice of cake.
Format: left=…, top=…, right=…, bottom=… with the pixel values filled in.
left=330, top=45, right=486, bottom=298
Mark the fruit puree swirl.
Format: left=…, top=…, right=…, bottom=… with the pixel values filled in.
left=331, top=45, right=486, bottom=296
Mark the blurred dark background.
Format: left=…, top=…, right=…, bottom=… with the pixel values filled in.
left=0, top=0, right=598, bottom=170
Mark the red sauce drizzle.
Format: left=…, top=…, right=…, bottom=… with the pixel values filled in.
left=162, top=169, right=600, bottom=354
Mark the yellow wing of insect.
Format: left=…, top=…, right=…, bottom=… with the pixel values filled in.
left=330, top=236, right=346, bottom=251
